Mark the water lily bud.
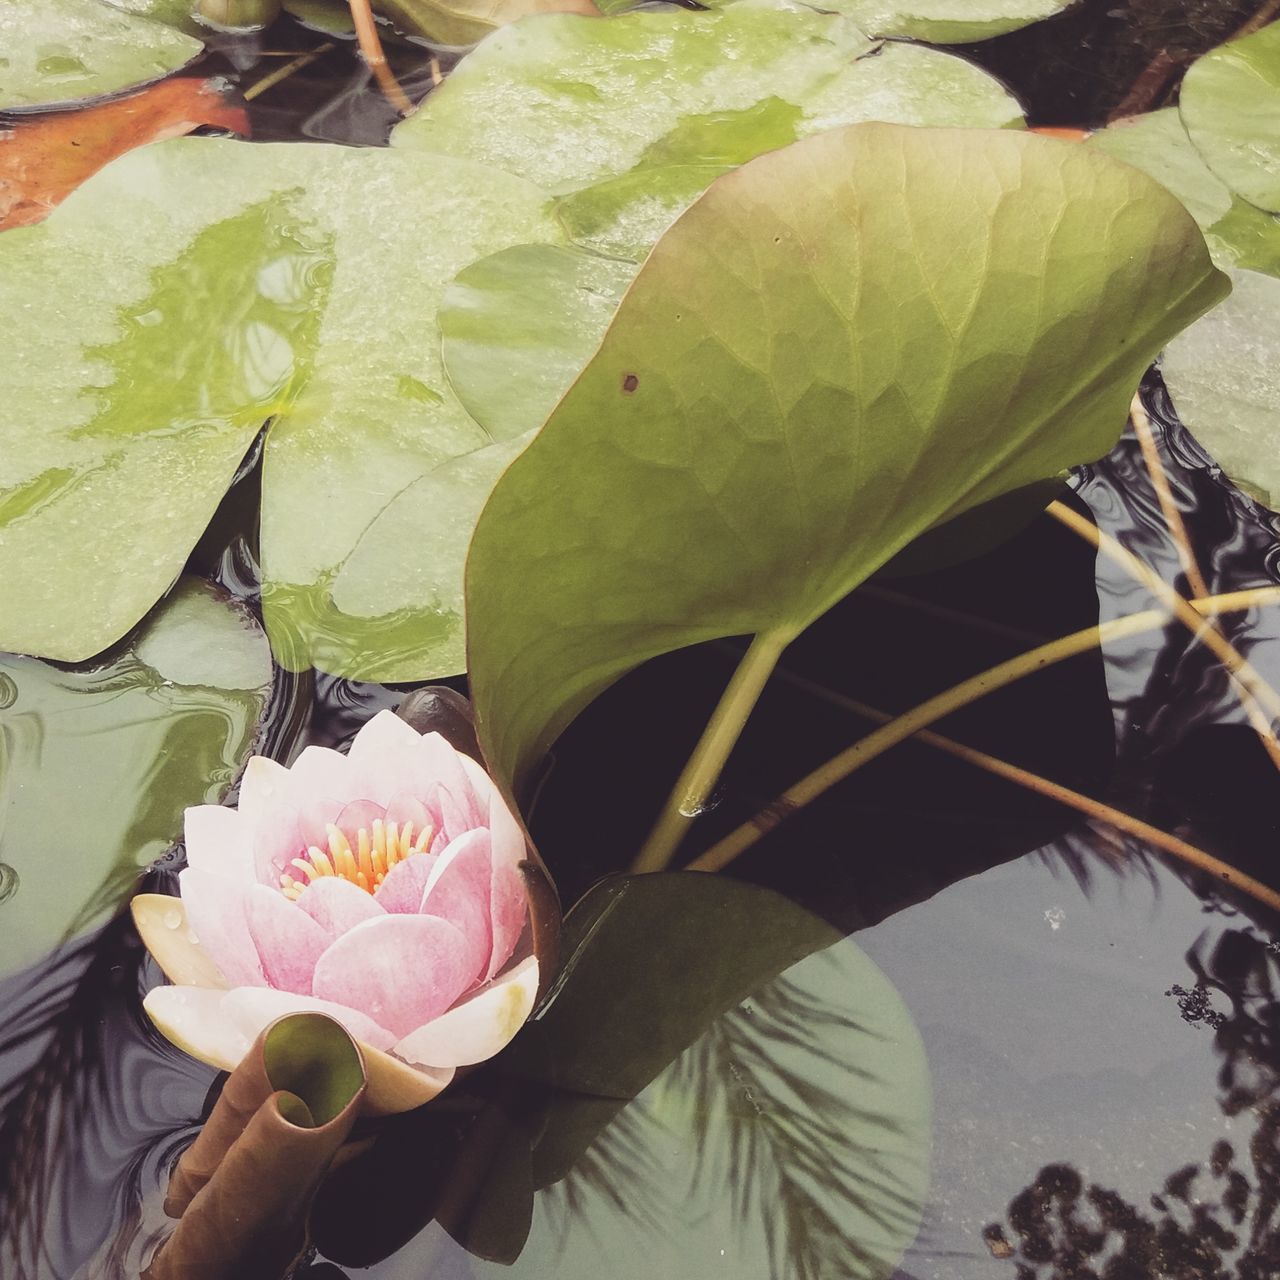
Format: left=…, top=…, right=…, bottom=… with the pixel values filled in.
left=192, top=0, right=282, bottom=32
left=132, top=710, right=545, bottom=1115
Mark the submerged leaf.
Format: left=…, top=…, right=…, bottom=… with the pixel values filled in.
left=1180, top=19, right=1280, bottom=215
left=466, top=124, right=1227, bottom=792
left=0, top=0, right=203, bottom=111
left=0, top=579, right=271, bottom=980
left=440, top=245, right=632, bottom=439
left=0, top=78, right=248, bottom=231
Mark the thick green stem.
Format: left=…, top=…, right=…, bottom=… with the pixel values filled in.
left=631, top=628, right=794, bottom=874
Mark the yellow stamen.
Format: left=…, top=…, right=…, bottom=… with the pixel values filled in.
left=279, top=815, right=436, bottom=899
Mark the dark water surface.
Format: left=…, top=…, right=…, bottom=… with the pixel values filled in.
left=4, top=7, right=1280, bottom=1278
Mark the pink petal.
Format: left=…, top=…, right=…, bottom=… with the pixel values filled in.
left=333, top=798, right=387, bottom=845
left=178, top=867, right=265, bottom=988
left=460, top=755, right=525, bottom=871
left=245, top=885, right=332, bottom=995
left=184, top=805, right=253, bottom=881
left=420, top=829, right=493, bottom=986
left=427, top=781, right=475, bottom=849
left=488, top=859, right=528, bottom=980
left=236, top=756, right=293, bottom=829
left=374, top=852, right=439, bottom=913
left=347, top=713, right=474, bottom=811
left=392, top=957, right=539, bottom=1069
left=312, top=915, right=474, bottom=1040
left=384, top=792, right=433, bottom=842
left=286, top=744, right=363, bottom=814
left=222, top=986, right=397, bottom=1052
left=296, top=876, right=386, bottom=938
left=251, top=797, right=307, bottom=890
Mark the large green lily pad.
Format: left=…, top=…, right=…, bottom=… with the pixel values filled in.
left=1162, top=268, right=1280, bottom=511
left=0, top=0, right=203, bottom=110
left=465, top=124, right=1227, bottom=793
left=0, top=578, right=271, bottom=980
left=1180, top=20, right=1280, bottom=215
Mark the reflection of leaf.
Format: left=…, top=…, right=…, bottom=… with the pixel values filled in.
left=533, top=938, right=930, bottom=1280
left=0, top=0, right=202, bottom=110
left=0, top=578, right=271, bottom=978
left=467, top=123, right=1228, bottom=793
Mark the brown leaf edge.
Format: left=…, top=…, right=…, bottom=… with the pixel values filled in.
left=145, top=1012, right=366, bottom=1280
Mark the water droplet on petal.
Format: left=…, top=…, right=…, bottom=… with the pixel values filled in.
left=163, top=909, right=182, bottom=930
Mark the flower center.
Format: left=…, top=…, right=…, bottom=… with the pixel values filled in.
left=280, top=818, right=434, bottom=900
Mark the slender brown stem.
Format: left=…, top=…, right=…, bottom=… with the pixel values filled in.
left=687, top=587, right=1280, bottom=874
left=1236, top=0, right=1280, bottom=40
left=1047, top=500, right=1280, bottom=722
left=243, top=42, right=335, bottom=102
left=347, top=0, right=413, bottom=115
left=760, top=662, right=1280, bottom=915
left=1127, top=396, right=1280, bottom=771
left=1130, top=396, right=1210, bottom=600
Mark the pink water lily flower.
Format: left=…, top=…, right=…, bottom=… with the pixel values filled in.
left=132, top=710, right=539, bottom=1115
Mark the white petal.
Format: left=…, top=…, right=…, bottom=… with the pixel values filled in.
left=132, top=896, right=228, bottom=989
left=144, top=986, right=251, bottom=1073
left=183, top=806, right=254, bottom=881
left=392, top=957, right=539, bottom=1069
left=143, top=985, right=455, bottom=1115
left=237, top=755, right=293, bottom=825
left=222, top=987, right=398, bottom=1051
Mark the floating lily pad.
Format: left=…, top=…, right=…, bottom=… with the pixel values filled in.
left=394, top=4, right=875, bottom=189
left=0, top=137, right=557, bottom=677
left=0, top=0, right=203, bottom=110
left=817, top=0, right=1074, bottom=43
left=376, top=0, right=601, bottom=49
left=0, top=579, right=272, bottom=980
left=1089, top=109, right=1280, bottom=277
left=1162, top=268, right=1280, bottom=511
left=440, top=245, right=633, bottom=440
left=466, top=124, right=1227, bottom=792
left=1181, top=20, right=1280, bottom=215
left=553, top=41, right=1024, bottom=260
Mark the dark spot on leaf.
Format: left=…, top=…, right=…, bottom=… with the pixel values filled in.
left=622, top=373, right=639, bottom=393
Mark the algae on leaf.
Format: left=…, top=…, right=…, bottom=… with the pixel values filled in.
left=465, top=125, right=1228, bottom=793
left=0, top=0, right=203, bottom=110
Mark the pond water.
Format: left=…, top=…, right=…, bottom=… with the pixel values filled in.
left=2, top=6, right=1279, bottom=1279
